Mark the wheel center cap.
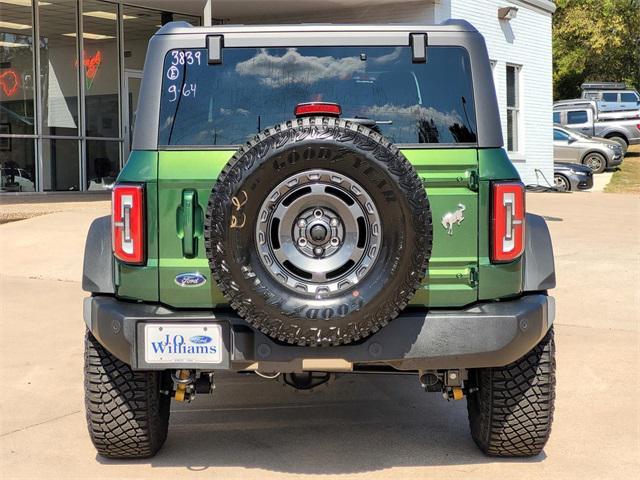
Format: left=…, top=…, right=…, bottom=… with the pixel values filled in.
left=310, top=225, right=328, bottom=242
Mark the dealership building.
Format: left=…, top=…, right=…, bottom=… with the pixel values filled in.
left=0, top=0, right=555, bottom=193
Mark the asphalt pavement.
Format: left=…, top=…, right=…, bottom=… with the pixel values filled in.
left=0, top=191, right=638, bottom=479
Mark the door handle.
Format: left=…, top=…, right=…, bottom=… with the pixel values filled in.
left=178, top=190, right=202, bottom=258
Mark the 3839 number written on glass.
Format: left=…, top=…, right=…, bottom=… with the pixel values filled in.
left=165, top=50, right=201, bottom=102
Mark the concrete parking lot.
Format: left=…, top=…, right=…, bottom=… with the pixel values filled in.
left=0, top=190, right=638, bottom=479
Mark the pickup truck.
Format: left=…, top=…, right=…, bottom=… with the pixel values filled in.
left=553, top=99, right=640, bottom=153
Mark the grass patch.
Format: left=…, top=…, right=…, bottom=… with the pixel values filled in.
left=605, top=146, right=640, bottom=194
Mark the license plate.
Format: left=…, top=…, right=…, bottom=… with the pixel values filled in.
left=144, top=324, right=223, bottom=364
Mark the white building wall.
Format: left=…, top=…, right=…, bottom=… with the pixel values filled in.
left=437, top=0, right=554, bottom=185
left=235, top=2, right=435, bottom=24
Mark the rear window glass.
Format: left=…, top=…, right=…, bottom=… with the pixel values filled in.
left=567, top=111, right=588, bottom=124
left=602, top=93, right=618, bottom=102
left=552, top=112, right=561, bottom=123
left=158, top=46, right=477, bottom=146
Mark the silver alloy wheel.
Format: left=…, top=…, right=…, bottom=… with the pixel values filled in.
left=553, top=174, right=570, bottom=191
left=584, top=154, right=604, bottom=172
left=255, top=169, right=381, bottom=295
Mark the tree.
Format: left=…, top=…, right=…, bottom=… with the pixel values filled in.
left=553, top=0, right=640, bottom=100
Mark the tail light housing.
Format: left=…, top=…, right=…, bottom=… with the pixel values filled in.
left=112, top=184, right=145, bottom=265
left=491, top=182, right=525, bottom=263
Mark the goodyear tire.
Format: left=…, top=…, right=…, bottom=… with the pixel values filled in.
left=84, top=332, right=171, bottom=458
left=467, top=327, right=556, bottom=457
left=205, top=117, right=432, bottom=346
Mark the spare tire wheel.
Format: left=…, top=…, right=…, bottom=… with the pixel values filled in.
left=205, top=117, right=432, bottom=346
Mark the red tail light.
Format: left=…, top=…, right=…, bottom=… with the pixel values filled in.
left=294, top=102, right=342, bottom=117
left=112, top=184, right=145, bottom=265
left=491, top=182, right=525, bottom=263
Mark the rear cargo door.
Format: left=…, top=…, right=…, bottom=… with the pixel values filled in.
left=155, top=42, right=480, bottom=308
left=157, top=150, right=234, bottom=308
left=404, top=149, right=479, bottom=307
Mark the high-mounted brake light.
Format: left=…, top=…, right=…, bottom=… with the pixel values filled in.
left=295, top=102, right=342, bottom=117
left=491, top=182, right=525, bottom=263
left=112, top=184, right=145, bottom=265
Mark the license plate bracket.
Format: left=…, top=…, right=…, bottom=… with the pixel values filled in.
left=142, top=323, right=227, bottom=367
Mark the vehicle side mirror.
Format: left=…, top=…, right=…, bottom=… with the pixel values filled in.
left=568, top=137, right=577, bottom=144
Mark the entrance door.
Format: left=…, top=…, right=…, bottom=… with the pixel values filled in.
left=123, top=70, right=143, bottom=163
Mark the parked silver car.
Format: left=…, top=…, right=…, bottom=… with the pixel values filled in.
left=553, top=125, right=623, bottom=173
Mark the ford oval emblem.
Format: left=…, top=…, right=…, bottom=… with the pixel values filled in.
left=175, top=272, right=207, bottom=287
left=190, top=335, right=212, bottom=344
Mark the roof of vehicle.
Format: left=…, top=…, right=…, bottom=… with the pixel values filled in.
left=554, top=99, right=596, bottom=110
left=155, top=19, right=479, bottom=36
left=581, top=82, right=628, bottom=90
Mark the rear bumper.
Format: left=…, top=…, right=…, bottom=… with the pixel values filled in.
left=84, top=294, right=554, bottom=371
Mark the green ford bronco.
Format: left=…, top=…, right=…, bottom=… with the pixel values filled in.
left=82, top=20, right=556, bottom=459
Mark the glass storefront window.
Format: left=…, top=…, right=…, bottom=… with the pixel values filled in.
left=39, top=0, right=79, bottom=135
left=0, top=1, right=201, bottom=193
left=1, top=0, right=36, bottom=191
left=41, top=138, right=79, bottom=191
left=0, top=137, right=36, bottom=192
left=86, top=139, right=118, bottom=190
left=83, top=0, right=119, bottom=139
left=0, top=0, right=35, bottom=135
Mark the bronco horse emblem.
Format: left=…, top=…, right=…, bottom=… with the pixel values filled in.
left=442, top=204, right=466, bottom=235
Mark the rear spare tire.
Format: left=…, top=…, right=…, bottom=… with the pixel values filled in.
left=205, top=117, right=432, bottom=346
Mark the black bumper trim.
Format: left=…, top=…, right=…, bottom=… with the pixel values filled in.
left=84, top=294, right=554, bottom=371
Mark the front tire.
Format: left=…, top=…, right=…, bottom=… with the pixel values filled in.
left=553, top=174, right=571, bottom=192
left=467, top=327, right=556, bottom=457
left=84, top=332, right=171, bottom=459
left=582, top=152, right=607, bottom=173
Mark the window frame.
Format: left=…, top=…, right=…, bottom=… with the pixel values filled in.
left=156, top=45, right=480, bottom=149
left=505, top=63, right=521, bottom=154
left=620, top=92, right=639, bottom=102
left=553, top=128, right=571, bottom=142
left=566, top=110, right=589, bottom=125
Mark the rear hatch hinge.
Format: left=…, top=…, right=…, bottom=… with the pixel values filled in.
left=467, top=169, right=479, bottom=192
left=469, top=267, right=479, bottom=288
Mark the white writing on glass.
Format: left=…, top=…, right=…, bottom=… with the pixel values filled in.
left=167, top=83, right=197, bottom=102
left=170, top=50, right=201, bottom=66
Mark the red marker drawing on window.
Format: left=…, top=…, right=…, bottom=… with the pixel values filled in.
left=0, top=70, right=20, bottom=97
left=75, top=51, right=103, bottom=90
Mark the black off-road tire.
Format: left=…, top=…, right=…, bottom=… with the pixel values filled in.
left=205, top=116, right=432, bottom=346
left=84, top=331, right=171, bottom=459
left=467, top=327, right=556, bottom=457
